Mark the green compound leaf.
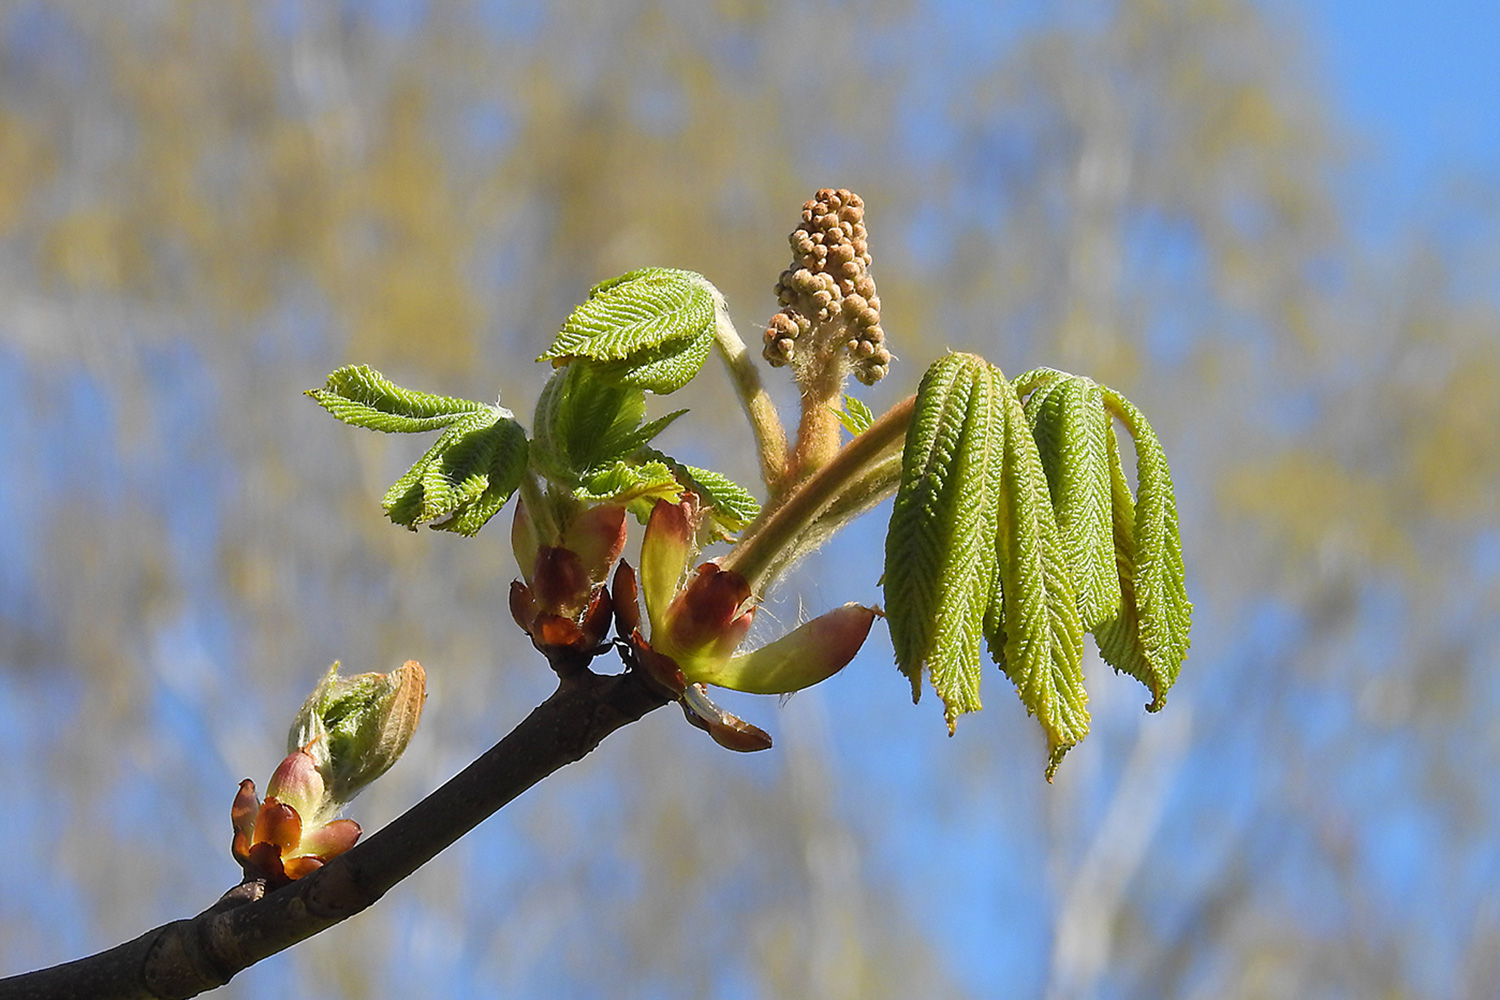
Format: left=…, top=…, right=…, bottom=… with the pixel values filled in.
left=538, top=268, right=717, bottom=393
left=640, top=447, right=761, bottom=535
left=308, top=365, right=495, bottom=433
left=992, top=379, right=1089, bottom=779
left=1023, top=374, right=1121, bottom=630
left=885, top=353, right=1005, bottom=730
left=834, top=395, right=876, bottom=436
left=1093, top=388, right=1193, bottom=711
left=382, top=410, right=527, bottom=535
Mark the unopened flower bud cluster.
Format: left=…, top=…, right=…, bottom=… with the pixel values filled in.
left=763, top=188, right=890, bottom=386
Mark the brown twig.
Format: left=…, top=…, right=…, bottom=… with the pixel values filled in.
left=0, top=667, right=670, bottom=1000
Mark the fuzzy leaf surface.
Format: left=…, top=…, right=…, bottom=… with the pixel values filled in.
left=992, top=380, right=1089, bottom=778
left=884, top=353, right=1004, bottom=728
left=1024, top=375, right=1121, bottom=629
left=538, top=268, right=716, bottom=389
left=1093, top=389, right=1193, bottom=709
left=308, top=365, right=494, bottom=433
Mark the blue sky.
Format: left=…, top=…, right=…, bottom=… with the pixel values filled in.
left=1300, top=0, right=1500, bottom=230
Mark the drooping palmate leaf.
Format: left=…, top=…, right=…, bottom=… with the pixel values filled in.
left=887, top=353, right=1094, bottom=777
left=537, top=268, right=717, bottom=394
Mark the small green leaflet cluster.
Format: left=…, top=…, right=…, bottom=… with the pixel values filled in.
left=310, top=267, right=758, bottom=539
left=307, top=366, right=527, bottom=536
left=884, top=353, right=1191, bottom=778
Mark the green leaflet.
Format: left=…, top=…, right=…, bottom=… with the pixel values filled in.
left=1023, top=375, right=1121, bottom=630
left=382, top=410, right=528, bottom=535
left=587, top=326, right=716, bottom=395
left=531, top=364, right=685, bottom=483
left=991, top=379, right=1089, bottom=778
left=538, top=268, right=717, bottom=393
left=575, top=459, right=683, bottom=521
left=640, top=448, right=761, bottom=534
left=1093, top=389, right=1193, bottom=710
left=885, top=353, right=1003, bottom=729
left=308, top=365, right=495, bottom=432
left=834, top=395, right=876, bottom=436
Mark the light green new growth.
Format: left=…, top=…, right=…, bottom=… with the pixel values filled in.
left=381, top=410, right=528, bottom=535
left=1021, top=372, right=1121, bottom=629
left=310, top=243, right=1191, bottom=782
left=538, top=267, right=717, bottom=394
left=991, top=376, right=1088, bottom=778
left=834, top=395, right=876, bottom=436
left=885, top=353, right=1003, bottom=728
left=1093, top=388, right=1193, bottom=710
left=640, top=448, right=761, bottom=533
left=308, top=365, right=495, bottom=432
left=887, top=353, right=1195, bottom=777
left=574, top=459, right=683, bottom=518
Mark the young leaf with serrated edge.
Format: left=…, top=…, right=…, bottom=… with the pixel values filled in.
left=538, top=267, right=715, bottom=370
left=639, top=448, right=761, bottom=534
left=308, top=365, right=493, bottom=433
left=1092, top=389, right=1192, bottom=710
left=834, top=395, right=875, bottom=436
left=432, top=420, right=528, bottom=536
left=531, top=365, right=650, bottom=483
left=587, top=326, right=716, bottom=395
left=990, top=374, right=1089, bottom=778
left=885, top=353, right=1004, bottom=729
left=382, top=411, right=526, bottom=532
left=1022, top=374, right=1121, bottom=629
left=575, top=459, right=683, bottom=513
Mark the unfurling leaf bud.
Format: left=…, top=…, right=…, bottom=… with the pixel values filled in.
left=288, top=659, right=427, bottom=820
left=234, top=660, right=424, bottom=886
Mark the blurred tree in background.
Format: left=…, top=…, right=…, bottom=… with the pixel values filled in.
left=0, top=1, right=1496, bottom=997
